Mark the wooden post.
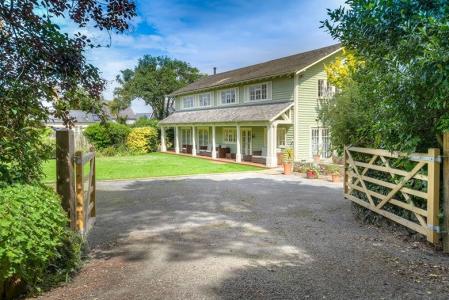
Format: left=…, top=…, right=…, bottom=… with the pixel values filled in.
left=56, top=129, right=76, bottom=229
left=175, top=126, right=180, bottom=154
left=75, top=151, right=84, bottom=233
left=236, top=124, right=241, bottom=162
left=427, top=148, right=440, bottom=244
left=211, top=125, right=217, bottom=159
left=160, top=126, right=167, bottom=152
left=343, top=146, right=349, bottom=195
left=90, top=154, right=96, bottom=218
left=443, top=133, right=449, bottom=252
left=192, top=125, right=197, bottom=156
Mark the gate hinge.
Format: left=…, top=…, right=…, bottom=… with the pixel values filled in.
left=428, top=224, right=443, bottom=233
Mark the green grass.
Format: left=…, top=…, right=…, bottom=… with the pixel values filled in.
left=43, top=152, right=262, bottom=182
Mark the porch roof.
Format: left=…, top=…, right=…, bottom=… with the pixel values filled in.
left=160, top=102, right=293, bottom=125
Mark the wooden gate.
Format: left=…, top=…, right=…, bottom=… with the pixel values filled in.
left=344, top=146, right=440, bottom=243
left=74, top=150, right=96, bottom=234
left=56, top=129, right=96, bottom=235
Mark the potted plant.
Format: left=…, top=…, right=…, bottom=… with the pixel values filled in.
left=282, top=147, right=294, bottom=175
left=331, top=171, right=341, bottom=182
left=306, top=166, right=319, bottom=179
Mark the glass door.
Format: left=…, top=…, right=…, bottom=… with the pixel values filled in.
left=241, top=128, right=252, bottom=156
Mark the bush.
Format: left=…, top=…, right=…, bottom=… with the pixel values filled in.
left=0, top=185, right=82, bottom=296
left=97, top=144, right=130, bottom=157
left=40, top=128, right=56, bottom=160
left=126, top=127, right=158, bottom=154
left=83, top=122, right=131, bottom=150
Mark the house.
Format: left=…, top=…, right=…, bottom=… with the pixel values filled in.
left=159, top=44, right=342, bottom=167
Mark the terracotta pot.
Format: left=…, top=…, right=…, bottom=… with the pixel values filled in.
left=313, top=155, right=321, bottom=164
left=331, top=174, right=340, bottom=182
left=306, top=170, right=317, bottom=179
left=283, top=162, right=292, bottom=175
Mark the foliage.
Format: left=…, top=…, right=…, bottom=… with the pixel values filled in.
left=324, top=49, right=361, bottom=89
left=126, top=127, right=159, bottom=154
left=0, top=125, right=53, bottom=187
left=109, top=97, right=131, bottom=124
left=40, top=128, right=56, bottom=160
left=282, top=148, right=294, bottom=163
left=0, top=185, right=81, bottom=294
left=114, top=56, right=203, bottom=120
left=132, top=117, right=159, bottom=128
left=0, top=0, right=135, bottom=185
left=322, top=0, right=449, bottom=152
left=83, top=122, right=131, bottom=150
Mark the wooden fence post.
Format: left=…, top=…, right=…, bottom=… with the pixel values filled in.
left=343, top=146, right=349, bottom=195
left=75, top=150, right=84, bottom=233
left=56, top=129, right=76, bottom=229
left=427, top=148, right=440, bottom=244
left=442, top=133, right=449, bottom=252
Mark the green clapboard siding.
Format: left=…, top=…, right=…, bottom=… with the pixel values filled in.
left=295, top=55, right=336, bottom=161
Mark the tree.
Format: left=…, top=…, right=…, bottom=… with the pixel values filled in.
left=115, top=56, right=203, bottom=120
left=322, top=0, right=449, bottom=152
left=0, top=0, right=136, bottom=185
left=109, top=97, right=131, bottom=124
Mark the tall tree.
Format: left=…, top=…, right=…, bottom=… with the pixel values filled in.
left=0, top=0, right=136, bottom=185
left=115, top=56, right=203, bottom=120
left=323, top=0, right=449, bottom=152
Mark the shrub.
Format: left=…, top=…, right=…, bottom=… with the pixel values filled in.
left=40, top=128, right=56, bottom=160
left=126, top=127, right=158, bottom=154
left=98, top=144, right=130, bottom=157
left=83, top=122, right=131, bottom=150
left=0, top=185, right=82, bottom=296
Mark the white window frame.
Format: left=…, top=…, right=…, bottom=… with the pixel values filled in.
left=277, top=127, right=287, bottom=148
left=198, top=93, right=212, bottom=107
left=318, top=79, right=336, bottom=99
left=219, top=88, right=238, bottom=105
left=223, top=128, right=237, bottom=144
left=310, top=126, right=332, bottom=159
left=182, top=95, right=195, bottom=109
left=245, top=81, right=272, bottom=102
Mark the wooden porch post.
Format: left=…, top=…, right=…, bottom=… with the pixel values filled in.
left=160, top=126, right=167, bottom=152
left=56, top=128, right=76, bottom=229
left=236, top=124, right=241, bottom=162
left=192, top=125, right=197, bottom=156
left=175, top=126, right=180, bottom=154
left=211, top=125, right=217, bottom=159
left=266, top=123, right=277, bottom=167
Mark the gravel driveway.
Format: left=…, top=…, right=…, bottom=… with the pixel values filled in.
left=39, top=172, right=449, bottom=299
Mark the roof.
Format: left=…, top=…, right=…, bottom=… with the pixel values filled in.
left=47, top=110, right=101, bottom=124
left=171, top=44, right=341, bottom=96
left=159, top=102, right=293, bottom=125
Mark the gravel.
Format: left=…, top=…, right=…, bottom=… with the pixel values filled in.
left=37, top=172, right=449, bottom=299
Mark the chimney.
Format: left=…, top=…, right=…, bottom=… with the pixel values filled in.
left=213, top=67, right=217, bottom=75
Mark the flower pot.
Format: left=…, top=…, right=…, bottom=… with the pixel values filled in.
left=313, top=155, right=321, bottom=164
left=283, top=162, right=293, bottom=175
left=331, top=174, right=340, bottom=182
left=306, top=170, right=317, bottom=179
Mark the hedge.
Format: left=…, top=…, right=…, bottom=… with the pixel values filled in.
left=83, top=122, right=131, bottom=150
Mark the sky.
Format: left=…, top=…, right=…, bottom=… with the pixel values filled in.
left=68, top=0, right=345, bottom=113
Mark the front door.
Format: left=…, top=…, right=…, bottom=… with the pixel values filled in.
left=241, top=128, right=252, bottom=156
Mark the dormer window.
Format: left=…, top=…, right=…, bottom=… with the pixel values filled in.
left=182, top=96, right=195, bottom=109
left=246, top=82, right=271, bottom=102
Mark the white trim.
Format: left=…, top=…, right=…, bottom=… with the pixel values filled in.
left=244, top=81, right=272, bottom=102
left=308, top=125, right=332, bottom=160
left=218, top=88, right=239, bottom=106
left=269, top=102, right=294, bottom=122
left=295, top=48, right=343, bottom=75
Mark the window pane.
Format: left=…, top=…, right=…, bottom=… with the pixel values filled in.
left=322, top=128, right=331, bottom=158
left=312, top=128, right=319, bottom=155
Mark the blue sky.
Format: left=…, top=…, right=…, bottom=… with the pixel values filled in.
left=77, top=0, right=345, bottom=113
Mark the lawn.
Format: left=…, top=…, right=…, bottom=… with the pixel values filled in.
left=43, top=152, right=262, bottom=182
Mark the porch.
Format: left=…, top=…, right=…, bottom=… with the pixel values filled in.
left=159, top=102, right=294, bottom=168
